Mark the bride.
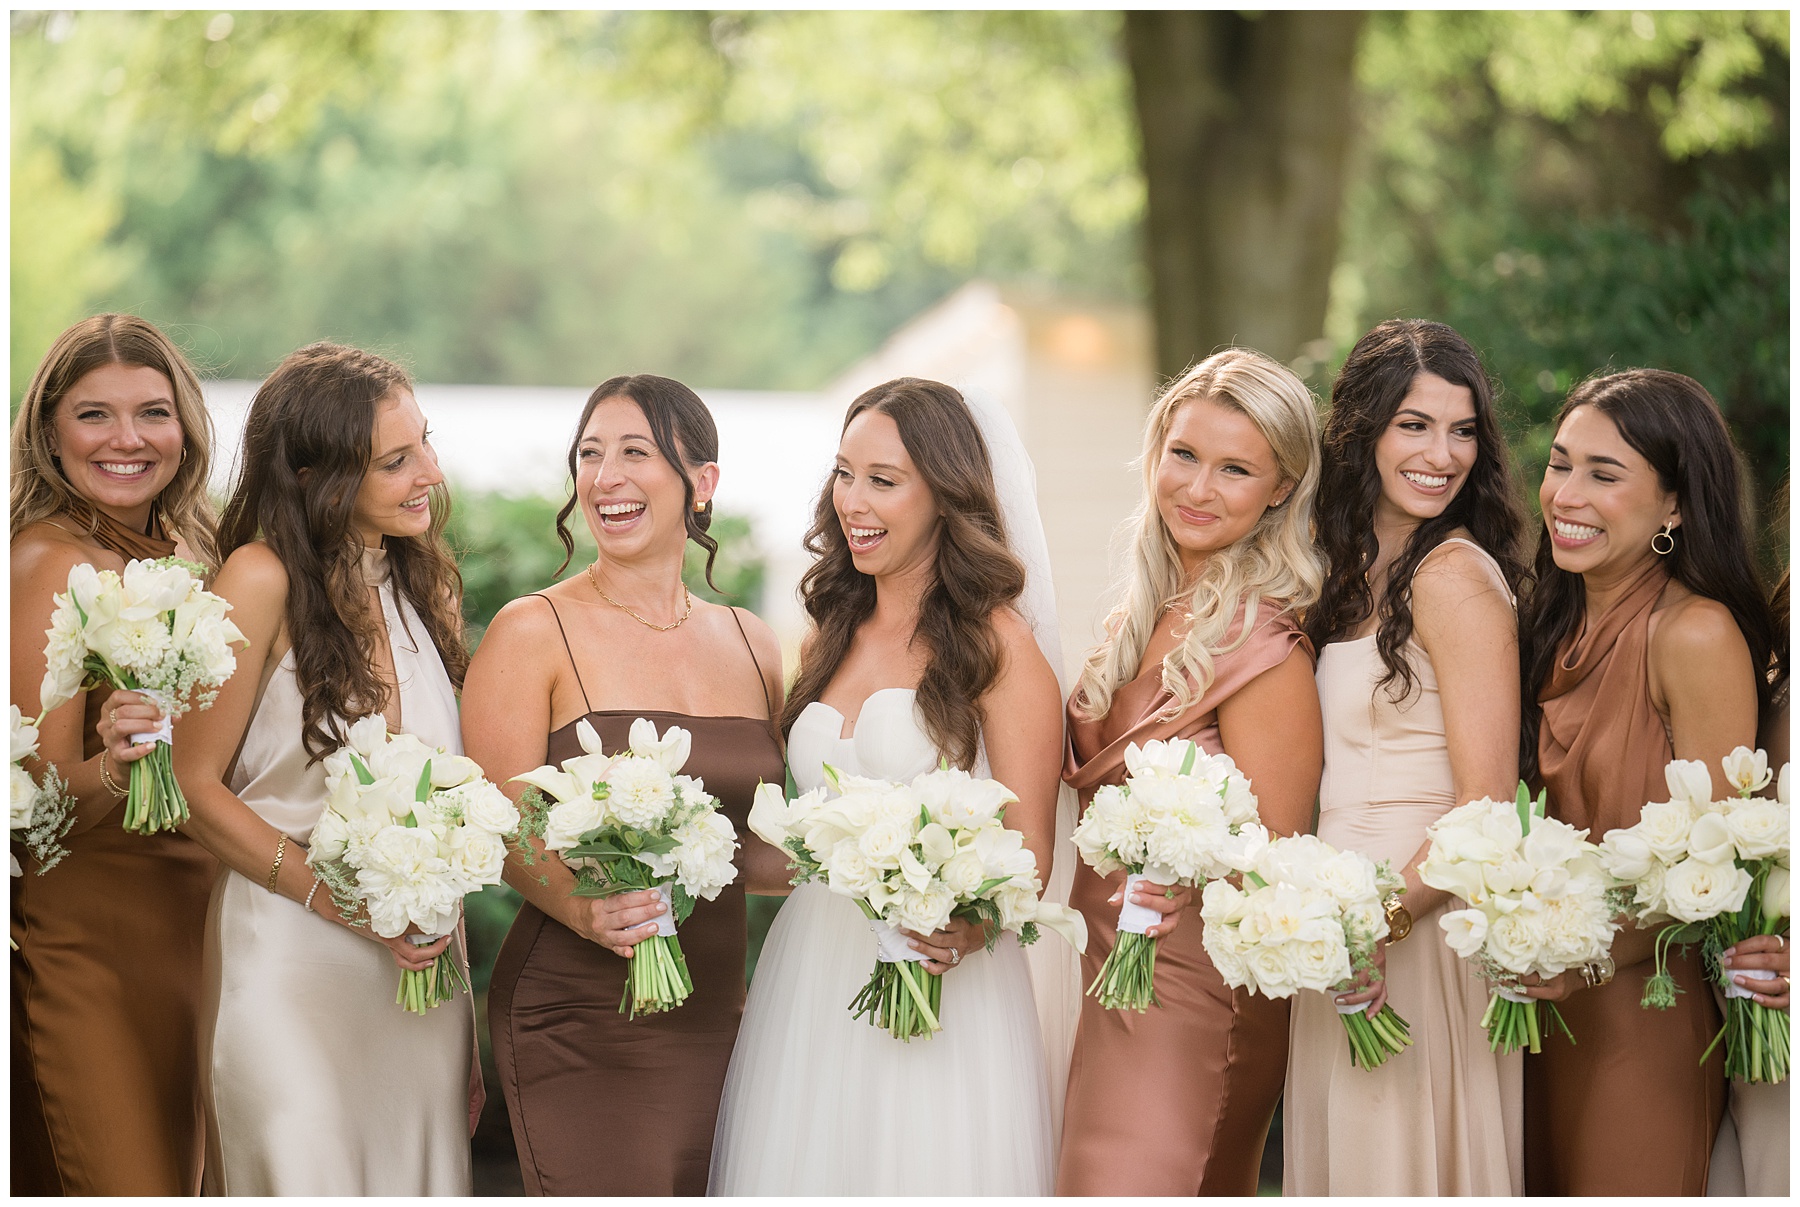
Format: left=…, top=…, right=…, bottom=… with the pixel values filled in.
left=709, top=377, right=1075, bottom=1194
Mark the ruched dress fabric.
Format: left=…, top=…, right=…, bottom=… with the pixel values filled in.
left=12, top=514, right=215, bottom=1196
left=709, top=687, right=1058, bottom=1195
left=1058, top=599, right=1308, bottom=1196
left=1283, top=538, right=1523, bottom=1195
left=200, top=548, right=474, bottom=1195
left=1529, top=559, right=1726, bottom=1195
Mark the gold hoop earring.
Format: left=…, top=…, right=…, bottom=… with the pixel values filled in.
left=1651, top=522, right=1676, bottom=556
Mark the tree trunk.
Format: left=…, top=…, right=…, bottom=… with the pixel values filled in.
left=1126, top=10, right=1366, bottom=379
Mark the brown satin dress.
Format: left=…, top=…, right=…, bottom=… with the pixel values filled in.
left=487, top=599, right=784, bottom=1196
left=1528, top=560, right=1727, bottom=1195
left=1058, top=599, right=1311, bottom=1196
left=11, top=511, right=217, bottom=1195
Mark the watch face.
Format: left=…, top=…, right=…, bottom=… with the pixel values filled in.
left=1390, top=913, right=1412, bottom=942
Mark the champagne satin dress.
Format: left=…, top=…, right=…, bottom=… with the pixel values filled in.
left=1283, top=538, right=1523, bottom=1195
left=200, top=548, right=474, bottom=1195
left=11, top=512, right=216, bottom=1195
left=1529, top=560, right=1727, bottom=1194
left=1058, top=599, right=1310, bottom=1196
left=487, top=599, right=784, bottom=1195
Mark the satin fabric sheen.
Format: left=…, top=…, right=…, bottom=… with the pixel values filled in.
left=1284, top=538, right=1523, bottom=1194
left=12, top=512, right=215, bottom=1195
left=1058, top=599, right=1307, bottom=1196
left=1529, top=559, right=1725, bottom=1194
left=200, top=548, right=474, bottom=1194
left=488, top=709, right=781, bottom=1195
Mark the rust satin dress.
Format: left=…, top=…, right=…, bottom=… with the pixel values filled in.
left=487, top=604, right=784, bottom=1195
left=1528, top=561, right=1727, bottom=1195
left=1058, top=600, right=1311, bottom=1196
left=11, top=513, right=217, bottom=1195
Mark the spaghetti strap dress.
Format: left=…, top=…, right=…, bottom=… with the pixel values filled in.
left=487, top=597, right=784, bottom=1196
left=11, top=512, right=216, bottom=1195
left=1283, top=537, right=1524, bottom=1195
left=1058, top=598, right=1311, bottom=1196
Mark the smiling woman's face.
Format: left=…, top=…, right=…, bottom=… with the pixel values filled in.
left=1153, top=396, right=1291, bottom=578
left=50, top=362, right=185, bottom=531
left=350, top=389, right=443, bottom=547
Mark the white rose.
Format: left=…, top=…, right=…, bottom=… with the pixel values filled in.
left=308, top=806, right=350, bottom=864
left=857, top=819, right=910, bottom=868
left=544, top=795, right=607, bottom=852
left=896, top=886, right=954, bottom=936
left=824, top=839, right=878, bottom=897
left=1597, top=828, right=1656, bottom=883
left=938, top=849, right=987, bottom=897
left=448, top=826, right=509, bottom=887
left=1685, top=811, right=1737, bottom=865
left=1660, top=858, right=1754, bottom=924
left=1635, top=799, right=1698, bottom=863
left=1721, top=747, right=1773, bottom=796
left=1289, top=935, right=1353, bottom=993
left=461, top=780, right=521, bottom=836
left=1484, top=909, right=1546, bottom=975
left=1439, top=908, right=1490, bottom=959
left=602, top=756, right=678, bottom=830
left=1723, top=800, right=1788, bottom=862
left=1243, top=942, right=1300, bottom=998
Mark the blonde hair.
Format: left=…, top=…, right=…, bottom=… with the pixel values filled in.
left=1072, top=347, right=1324, bottom=722
left=10, top=314, right=219, bottom=565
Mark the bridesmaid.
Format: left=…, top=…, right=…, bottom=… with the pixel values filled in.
left=1284, top=319, right=1528, bottom=1194
left=1518, top=369, right=1772, bottom=1195
left=465, top=374, right=785, bottom=1195
left=173, top=343, right=475, bottom=1193
left=1058, top=347, right=1326, bottom=1195
left=10, top=314, right=220, bottom=1195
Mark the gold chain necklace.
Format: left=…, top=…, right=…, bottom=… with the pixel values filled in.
left=586, top=562, right=692, bottom=631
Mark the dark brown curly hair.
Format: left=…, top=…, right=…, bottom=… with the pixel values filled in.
left=217, top=343, right=468, bottom=761
left=779, top=378, right=1025, bottom=770
left=1305, top=319, right=1528, bottom=702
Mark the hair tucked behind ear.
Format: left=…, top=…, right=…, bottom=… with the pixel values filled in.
left=1306, top=319, right=1527, bottom=702
left=217, top=343, right=468, bottom=761
left=780, top=378, right=1025, bottom=770
left=1072, top=348, right=1324, bottom=724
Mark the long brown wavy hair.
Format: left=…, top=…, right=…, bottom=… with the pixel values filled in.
left=1305, top=319, right=1528, bottom=703
left=216, top=343, right=468, bottom=761
left=1518, top=370, right=1774, bottom=781
left=780, top=378, right=1025, bottom=770
left=11, top=313, right=219, bottom=565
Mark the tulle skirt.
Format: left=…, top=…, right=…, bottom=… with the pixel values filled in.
left=708, top=882, right=1056, bottom=1195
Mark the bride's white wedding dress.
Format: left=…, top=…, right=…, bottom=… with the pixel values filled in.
left=707, top=687, right=1057, bottom=1195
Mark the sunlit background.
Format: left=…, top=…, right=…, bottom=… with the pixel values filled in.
left=14, top=10, right=1788, bottom=1193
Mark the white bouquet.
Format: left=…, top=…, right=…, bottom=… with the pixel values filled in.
left=10, top=705, right=75, bottom=882
left=514, top=718, right=739, bottom=1019
left=1202, top=832, right=1414, bottom=1069
left=1418, top=784, right=1620, bottom=1054
left=1597, top=748, right=1789, bottom=1083
left=1069, top=738, right=1262, bottom=1011
left=307, top=716, right=521, bottom=1014
left=38, top=557, right=246, bottom=833
left=750, top=764, right=1085, bottom=1041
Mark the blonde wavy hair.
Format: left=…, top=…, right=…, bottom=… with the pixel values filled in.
left=10, top=314, right=219, bottom=565
left=1072, top=347, right=1324, bottom=723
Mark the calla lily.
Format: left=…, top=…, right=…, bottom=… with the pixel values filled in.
left=511, top=765, right=578, bottom=803
left=1032, top=901, right=1088, bottom=953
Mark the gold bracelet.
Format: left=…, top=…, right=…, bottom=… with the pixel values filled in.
left=98, top=751, right=128, bottom=799
left=266, top=833, right=289, bottom=894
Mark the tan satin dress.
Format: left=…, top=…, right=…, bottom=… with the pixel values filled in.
left=1283, top=538, right=1523, bottom=1195
left=1058, top=599, right=1309, bottom=1196
left=1529, top=560, right=1727, bottom=1195
left=200, top=548, right=474, bottom=1194
left=11, top=514, right=216, bottom=1195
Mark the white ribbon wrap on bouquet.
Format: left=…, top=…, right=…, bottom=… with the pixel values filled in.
left=1337, top=1000, right=1374, bottom=1016
left=1116, top=871, right=1169, bottom=936
left=406, top=931, right=455, bottom=950
left=1494, top=985, right=1533, bottom=1004
left=127, top=689, right=174, bottom=747
left=869, top=919, right=929, bottom=964
left=647, top=882, right=679, bottom=938
left=1725, top=967, right=1778, bottom=1000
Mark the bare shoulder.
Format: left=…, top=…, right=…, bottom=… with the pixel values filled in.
left=1413, top=538, right=1513, bottom=625
left=10, top=523, right=101, bottom=591
left=216, top=540, right=291, bottom=599
left=987, top=605, right=1041, bottom=654
left=1652, top=592, right=1749, bottom=664
left=727, top=605, right=782, bottom=664
left=480, top=590, right=565, bottom=650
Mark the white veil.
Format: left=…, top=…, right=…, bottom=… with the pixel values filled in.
left=962, top=386, right=1083, bottom=1143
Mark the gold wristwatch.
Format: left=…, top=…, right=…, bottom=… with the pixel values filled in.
left=1382, top=891, right=1413, bottom=943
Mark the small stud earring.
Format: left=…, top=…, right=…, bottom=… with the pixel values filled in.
left=694, top=500, right=708, bottom=513
left=1651, top=521, right=1676, bottom=556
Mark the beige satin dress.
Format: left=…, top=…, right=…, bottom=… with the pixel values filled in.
left=1283, top=538, right=1523, bottom=1195
left=199, top=548, right=473, bottom=1194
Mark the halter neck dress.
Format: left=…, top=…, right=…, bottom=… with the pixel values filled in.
left=486, top=595, right=784, bottom=1195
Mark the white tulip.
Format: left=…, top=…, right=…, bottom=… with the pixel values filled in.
left=1721, top=747, right=1774, bottom=796
left=1663, top=759, right=1717, bottom=809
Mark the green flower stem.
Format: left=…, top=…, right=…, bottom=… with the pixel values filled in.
left=397, top=948, right=468, bottom=1016
left=1482, top=993, right=1573, bottom=1055
left=621, top=934, right=692, bottom=1019
left=1087, top=930, right=1161, bottom=1012
left=123, top=744, right=190, bottom=835
left=1339, top=1003, right=1413, bottom=1070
